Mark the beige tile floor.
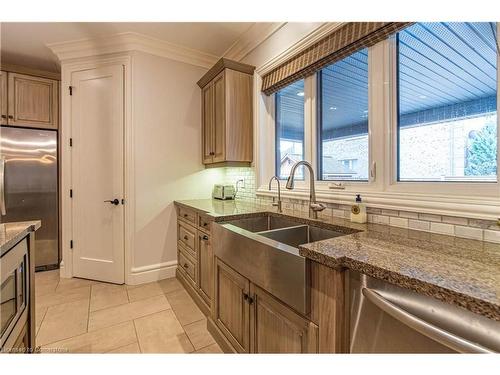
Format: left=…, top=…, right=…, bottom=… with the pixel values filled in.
left=35, top=270, right=223, bottom=354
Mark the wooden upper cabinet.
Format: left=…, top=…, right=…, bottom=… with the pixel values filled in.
left=7, top=72, right=59, bottom=129
left=201, top=83, right=214, bottom=164
left=250, top=284, right=319, bottom=353
left=0, top=71, right=7, bottom=125
left=212, top=72, right=226, bottom=163
left=197, top=58, right=255, bottom=167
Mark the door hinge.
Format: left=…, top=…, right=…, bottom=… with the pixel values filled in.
left=70, top=240, right=73, bottom=249
left=70, top=189, right=73, bottom=198
left=69, top=86, right=73, bottom=96
left=69, top=138, right=73, bottom=147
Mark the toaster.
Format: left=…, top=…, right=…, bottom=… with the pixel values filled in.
left=212, top=184, right=236, bottom=200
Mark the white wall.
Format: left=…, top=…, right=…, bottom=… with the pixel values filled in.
left=242, top=22, right=324, bottom=68
left=131, top=51, right=225, bottom=282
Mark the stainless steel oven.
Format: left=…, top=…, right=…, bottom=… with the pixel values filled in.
left=1, top=238, right=29, bottom=349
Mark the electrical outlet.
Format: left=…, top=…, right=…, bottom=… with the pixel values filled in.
left=236, top=178, right=245, bottom=190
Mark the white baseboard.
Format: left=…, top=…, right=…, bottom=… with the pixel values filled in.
left=126, top=260, right=178, bottom=285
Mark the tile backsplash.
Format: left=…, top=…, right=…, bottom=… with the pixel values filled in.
left=219, top=167, right=500, bottom=243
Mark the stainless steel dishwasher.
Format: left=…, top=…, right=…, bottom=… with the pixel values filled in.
left=348, top=270, right=500, bottom=353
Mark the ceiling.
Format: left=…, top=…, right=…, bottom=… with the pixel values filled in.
left=277, top=22, right=498, bottom=140
left=0, top=22, right=254, bottom=72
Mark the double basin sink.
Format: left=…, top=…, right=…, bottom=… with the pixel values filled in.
left=212, top=213, right=360, bottom=315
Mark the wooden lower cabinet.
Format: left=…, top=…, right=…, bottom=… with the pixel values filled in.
left=213, top=257, right=250, bottom=353
left=250, top=284, right=318, bottom=353
left=213, top=257, right=319, bottom=354
left=198, top=232, right=213, bottom=305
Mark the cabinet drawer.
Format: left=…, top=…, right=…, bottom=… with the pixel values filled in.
left=178, top=248, right=197, bottom=285
left=198, top=214, right=212, bottom=233
left=178, top=207, right=197, bottom=225
left=178, top=222, right=196, bottom=254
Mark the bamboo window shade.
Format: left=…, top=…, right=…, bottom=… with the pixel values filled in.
left=261, top=22, right=413, bottom=95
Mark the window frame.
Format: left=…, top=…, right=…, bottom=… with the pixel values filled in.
left=386, top=23, right=500, bottom=197
left=316, top=50, right=371, bottom=183
left=259, top=22, right=500, bottom=213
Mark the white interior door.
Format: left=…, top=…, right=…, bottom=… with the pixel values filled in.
left=71, top=65, right=124, bottom=284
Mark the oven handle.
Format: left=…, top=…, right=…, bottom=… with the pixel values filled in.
left=362, top=287, right=493, bottom=353
left=0, top=156, right=6, bottom=216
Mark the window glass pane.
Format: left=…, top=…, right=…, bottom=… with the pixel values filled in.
left=319, top=48, right=369, bottom=181
left=398, top=22, right=497, bottom=182
left=276, top=80, right=305, bottom=179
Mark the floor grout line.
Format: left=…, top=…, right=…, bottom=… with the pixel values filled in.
left=132, top=319, right=142, bottom=354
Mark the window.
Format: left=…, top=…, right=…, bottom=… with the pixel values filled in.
left=318, top=48, right=369, bottom=181
left=397, top=22, right=498, bottom=182
left=275, top=79, right=305, bottom=179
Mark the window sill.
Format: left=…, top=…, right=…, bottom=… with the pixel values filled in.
left=256, top=185, right=500, bottom=221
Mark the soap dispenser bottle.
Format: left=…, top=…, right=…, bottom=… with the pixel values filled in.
left=351, top=194, right=367, bottom=223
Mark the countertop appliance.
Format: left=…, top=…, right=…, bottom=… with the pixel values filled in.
left=212, top=184, right=235, bottom=200
left=0, top=126, right=59, bottom=270
left=349, top=270, right=500, bottom=353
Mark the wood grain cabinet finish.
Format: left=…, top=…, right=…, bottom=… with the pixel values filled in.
left=250, top=284, right=319, bottom=353
left=7, top=72, right=58, bottom=129
left=176, top=206, right=214, bottom=315
left=0, top=71, right=7, bottom=125
left=198, top=58, right=255, bottom=167
left=198, top=232, right=213, bottom=305
left=201, top=84, right=214, bottom=164
left=213, top=257, right=250, bottom=353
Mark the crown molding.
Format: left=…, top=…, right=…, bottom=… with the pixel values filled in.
left=48, top=32, right=219, bottom=69
left=256, top=22, right=345, bottom=75
left=223, top=22, right=286, bottom=62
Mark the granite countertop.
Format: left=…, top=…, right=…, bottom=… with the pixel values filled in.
left=0, top=221, right=41, bottom=256
left=175, top=198, right=500, bottom=321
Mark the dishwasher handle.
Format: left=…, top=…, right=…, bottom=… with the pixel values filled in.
left=362, top=287, right=493, bottom=353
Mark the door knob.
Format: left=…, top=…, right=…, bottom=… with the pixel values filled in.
left=104, top=198, right=120, bottom=205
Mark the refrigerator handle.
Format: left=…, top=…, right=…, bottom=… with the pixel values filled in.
left=0, top=156, right=6, bottom=216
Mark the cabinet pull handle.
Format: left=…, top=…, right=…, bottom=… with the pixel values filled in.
left=243, top=293, right=254, bottom=304
left=1, top=114, right=6, bottom=119
left=202, top=235, right=209, bottom=240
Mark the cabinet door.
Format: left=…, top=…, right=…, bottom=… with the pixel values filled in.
left=213, top=258, right=250, bottom=353
left=198, top=232, right=212, bottom=305
left=250, top=284, right=319, bottom=353
left=212, top=72, right=226, bottom=163
left=0, top=71, right=7, bottom=125
left=8, top=72, right=58, bottom=129
left=201, top=83, right=213, bottom=164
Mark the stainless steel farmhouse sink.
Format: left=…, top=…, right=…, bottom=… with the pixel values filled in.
left=212, top=213, right=360, bottom=315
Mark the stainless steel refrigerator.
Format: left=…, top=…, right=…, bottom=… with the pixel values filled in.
left=0, top=126, right=59, bottom=270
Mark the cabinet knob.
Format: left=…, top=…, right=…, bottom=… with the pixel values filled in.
left=1, top=114, right=6, bottom=119
left=183, top=235, right=188, bottom=240
left=203, top=222, right=208, bottom=226
left=209, top=152, right=215, bottom=156
left=8, top=115, right=13, bottom=119
left=183, top=213, right=188, bottom=217
left=183, top=263, right=189, bottom=268
left=202, top=235, right=209, bottom=240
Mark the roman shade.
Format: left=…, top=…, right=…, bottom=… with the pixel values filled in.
left=261, top=22, right=412, bottom=95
